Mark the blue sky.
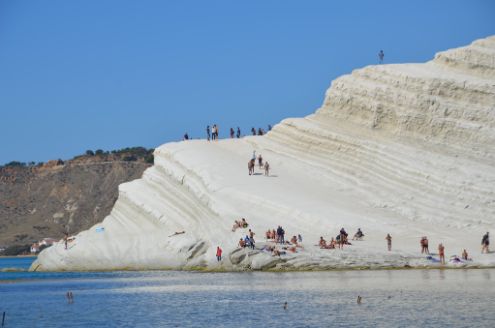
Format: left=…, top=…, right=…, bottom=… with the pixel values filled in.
left=0, top=0, right=494, bottom=164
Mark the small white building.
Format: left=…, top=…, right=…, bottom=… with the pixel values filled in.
left=30, top=243, right=40, bottom=253
left=39, top=238, right=57, bottom=247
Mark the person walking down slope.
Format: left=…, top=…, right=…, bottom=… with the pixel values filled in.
left=64, top=232, right=69, bottom=250
left=385, top=234, right=392, bottom=251
left=481, top=232, right=490, bottom=253
left=216, top=246, right=222, bottom=261
left=264, top=161, right=270, bottom=176
left=258, top=154, right=263, bottom=168
left=378, top=50, right=384, bottom=64
left=236, top=127, right=241, bottom=138
left=206, top=125, right=211, bottom=141
left=230, top=127, right=235, bottom=138
left=248, top=158, right=255, bottom=175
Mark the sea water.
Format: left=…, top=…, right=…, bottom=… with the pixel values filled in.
left=1, top=257, right=494, bottom=328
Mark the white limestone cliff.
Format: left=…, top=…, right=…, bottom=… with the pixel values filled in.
left=32, top=36, right=495, bottom=271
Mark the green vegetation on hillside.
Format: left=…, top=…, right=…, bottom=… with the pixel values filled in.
left=1, top=147, right=155, bottom=168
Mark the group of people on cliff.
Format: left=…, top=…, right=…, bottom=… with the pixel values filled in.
left=223, top=217, right=490, bottom=266
left=249, top=151, right=270, bottom=176
left=314, top=229, right=490, bottom=265
left=183, top=125, right=272, bottom=141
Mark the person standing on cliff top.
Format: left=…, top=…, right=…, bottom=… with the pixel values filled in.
left=206, top=125, right=211, bottom=141
left=212, top=124, right=218, bottom=140
left=378, top=50, right=384, bottom=64
left=230, top=127, right=235, bottom=138
left=236, top=127, right=241, bottom=138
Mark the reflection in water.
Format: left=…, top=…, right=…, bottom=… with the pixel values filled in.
left=421, top=269, right=430, bottom=281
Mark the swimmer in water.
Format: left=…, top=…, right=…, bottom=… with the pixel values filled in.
left=283, top=302, right=288, bottom=310
left=357, top=296, right=362, bottom=304
left=66, top=291, right=74, bottom=304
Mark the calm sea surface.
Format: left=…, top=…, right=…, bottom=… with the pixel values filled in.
left=1, top=257, right=494, bottom=327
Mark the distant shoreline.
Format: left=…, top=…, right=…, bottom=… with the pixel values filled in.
left=0, top=255, right=37, bottom=259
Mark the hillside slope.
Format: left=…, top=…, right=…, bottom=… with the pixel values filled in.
left=0, top=150, right=152, bottom=248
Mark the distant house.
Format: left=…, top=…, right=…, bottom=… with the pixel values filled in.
left=39, top=238, right=57, bottom=247
left=30, top=243, right=40, bottom=253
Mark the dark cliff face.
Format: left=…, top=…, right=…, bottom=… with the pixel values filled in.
left=0, top=155, right=151, bottom=247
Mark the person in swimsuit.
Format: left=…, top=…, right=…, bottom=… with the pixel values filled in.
left=386, top=234, right=392, bottom=251
left=438, top=243, right=445, bottom=264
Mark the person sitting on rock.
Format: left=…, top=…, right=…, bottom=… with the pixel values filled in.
left=266, top=229, right=272, bottom=240
left=290, top=235, right=298, bottom=245
left=319, top=237, right=327, bottom=249
left=261, top=245, right=274, bottom=253
left=232, top=220, right=241, bottom=232
left=239, top=238, right=245, bottom=248
left=352, top=228, right=364, bottom=240
left=329, top=237, right=336, bottom=249
left=244, top=235, right=251, bottom=247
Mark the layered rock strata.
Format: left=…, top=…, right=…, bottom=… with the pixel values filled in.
left=32, top=36, right=495, bottom=271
